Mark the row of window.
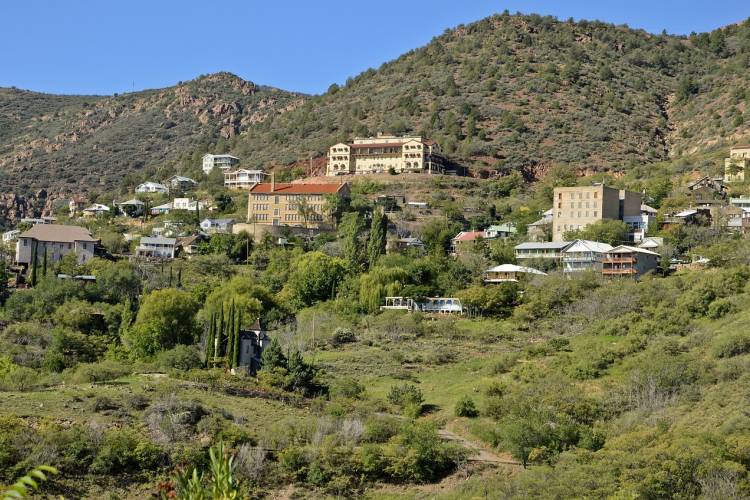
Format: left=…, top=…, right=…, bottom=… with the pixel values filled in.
left=284, top=213, right=324, bottom=222
left=558, top=191, right=599, bottom=200
left=558, top=201, right=599, bottom=209
left=556, top=211, right=598, bottom=219
left=252, top=204, right=269, bottom=210
left=23, top=240, right=88, bottom=251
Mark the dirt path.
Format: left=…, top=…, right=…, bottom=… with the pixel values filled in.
left=438, top=427, right=523, bottom=467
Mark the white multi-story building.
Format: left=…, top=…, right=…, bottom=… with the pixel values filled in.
left=15, top=224, right=98, bottom=266
left=224, top=169, right=267, bottom=189
left=623, top=204, right=657, bottom=242
left=326, top=134, right=444, bottom=176
left=135, top=182, right=169, bottom=194
left=135, top=236, right=176, bottom=259
left=172, top=198, right=209, bottom=211
left=203, top=154, right=240, bottom=175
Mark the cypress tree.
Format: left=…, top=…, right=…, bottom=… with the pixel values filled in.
left=177, top=268, right=182, bottom=288
left=168, top=266, right=173, bottom=287
left=30, top=242, right=38, bottom=287
left=218, top=304, right=225, bottom=357
left=232, top=309, right=242, bottom=368
left=367, top=208, right=388, bottom=268
left=205, top=313, right=216, bottom=367
left=42, top=246, right=48, bottom=277
left=226, top=301, right=235, bottom=367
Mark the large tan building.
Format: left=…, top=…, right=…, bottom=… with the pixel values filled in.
left=552, top=185, right=641, bottom=242
left=724, top=145, right=750, bottom=183
left=247, top=181, right=350, bottom=229
left=326, top=134, right=444, bottom=176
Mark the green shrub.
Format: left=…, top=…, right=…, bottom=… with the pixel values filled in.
left=89, top=429, right=164, bottom=474
left=155, top=345, right=203, bottom=371
left=330, top=327, right=357, bottom=346
left=713, top=333, right=750, bottom=358
left=455, top=396, right=479, bottom=417
left=706, top=297, right=736, bottom=319
left=387, top=383, right=424, bottom=408
left=69, top=360, right=132, bottom=383
left=491, top=352, right=520, bottom=374
left=330, top=377, right=365, bottom=399
left=363, top=417, right=400, bottom=443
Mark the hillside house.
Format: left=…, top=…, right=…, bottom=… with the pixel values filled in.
left=387, top=237, right=425, bottom=253
left=602, top=245, right=660, bottom=279
left=724, top=145, right=750, bottom=183
left=514, top=241, right=571, bottom=263
left=200, top=218, right=234, bottom=234
left=135, top=182, right=169, bottom=194
left=21, top=217, right=56, bottom=225
left=176, top=234, right=207, bottom=256
left=729, top=196, right=750, bottom=209
left=165, top=175, right=197, bottom=193
left=82, top=204, right=111, bottom=218
left=624, top=204, right=657, bottom=242
left=246, top=181, right=350, bottom=230
left=202, top=153, right=240, bottom=175
left=150, top=202, right=173, bottom=216
left=382, top=296, right=464, bottom=314
left=451, top=231, right=487, bottom=255
left=2, top=230, right=20, bottom=243
left=236, top=319, right=270, bottom=375
left=135, top=236, right=177, bottom=259
left=69, top=196, right=86, bottom=216
left=482, top=264, right=547, bottom=283
left=326, top=134, right=445, bottom=176
left=638, top=237, right=664, bottom=253
left=686, top=176, right=727, bottom=206
left=485, top=223, right=517, bottom=239
left=116, top=199, right=145, bottom=217
left=561, top=240, right=613, bottom=274
left=173, top=198, right=209, bottom=211
left=527, top=209, right=553, bottom=242
left=224, top=169, right=267, bottom=190
left=15, top=224, right=98, bottom=266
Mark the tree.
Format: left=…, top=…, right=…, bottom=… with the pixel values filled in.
left=30, top=242, right=38, bottom=287
left=339, top=212, right=365, bottom=270
left=282, top=252, right=347, bottom=309
left=564, top=219, right=629, bottom=246
left=204, top=312, right=216, bottom=367
left=0, top=260, right=8, bottom=305
left=124, top=289, right=199, bottom=357
left=225, top=301, right=235, bottom=367
left=456, top=284, right=519, bottom=317
left=295, top=197, right=315, bottom=229
left=367, top=208, right=388, bottom=268
left=231, top=309, right=241, bottom=368
left=260, top=338, right=286, bottom=370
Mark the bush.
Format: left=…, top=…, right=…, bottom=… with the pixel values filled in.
left=156, top=345, right=203, bottom=371
left=330, top=327, right=356, bottom=346
left=387, top=383, right=424, bottom=409
left=455, top=396, right=479, bottom=417
left=706, top=298, right=736, bottom=319
left=69, top=360, right=132, bottom=383
left=713, top=333, right=750, bottom=358
left=89, top=429, right=164, bottom=474
left=330, top=377, right=365, bottom=399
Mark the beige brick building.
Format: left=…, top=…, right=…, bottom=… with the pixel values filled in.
left=326, top=134, right=444, bottom=176
left=552, top=185, right=641, bottom=242
left=247, top=181, right=350, bottom=230
left=724, top=145, right=750, bottom=183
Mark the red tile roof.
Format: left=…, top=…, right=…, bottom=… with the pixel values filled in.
left=452, top=231, right=485, bottom=242
left=249, top=183, right=348, bottom=195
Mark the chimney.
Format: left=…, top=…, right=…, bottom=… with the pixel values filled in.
left=271, top=173, right=275, bottom=192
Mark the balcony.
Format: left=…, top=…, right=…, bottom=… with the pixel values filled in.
left=603, top=257, right=636, bottom=264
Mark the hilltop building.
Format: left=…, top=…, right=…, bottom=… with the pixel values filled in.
left=135, top=236, right=177, bottom=259
left=724, top=145, right=750, bottom=183
left=482, top=264, right=547, bottom=283
left=15, top=224, right=98, bottom=266
left=326, top=134, right=444, bottom=176
left=561, top=240, right=614, bottom=274
left=552, top=185, right=641, bottom=242
left=246, top=180, right=350, bottom=229
left=203, top=153, right=240, bottom=175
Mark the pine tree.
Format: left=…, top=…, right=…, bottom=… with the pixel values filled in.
left=205, top=313, right=216, bottom=367
left=367, top=208, right=388, bottom=268
left=260, top=338, right=286, bottom=370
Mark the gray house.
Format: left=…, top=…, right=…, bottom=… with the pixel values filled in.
left=200, top=218, right=234, bottom=234
left=236, top=319, right=270, bottom=374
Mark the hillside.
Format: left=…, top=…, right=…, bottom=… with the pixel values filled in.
left=0, top=73, right=304, bottom=224
left=1, top=13, right=750, bottom=224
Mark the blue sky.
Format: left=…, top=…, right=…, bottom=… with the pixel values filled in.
left=1, top=0, right=748, bottom=96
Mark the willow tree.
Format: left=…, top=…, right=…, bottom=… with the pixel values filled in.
left=358, top=266, right=410, bottom=313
